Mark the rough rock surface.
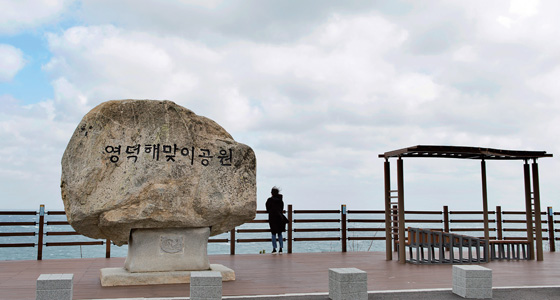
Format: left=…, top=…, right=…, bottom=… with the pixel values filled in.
left=61, top=100, right=256, bottom=245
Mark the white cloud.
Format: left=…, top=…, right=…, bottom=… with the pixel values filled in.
left=49, top=77, right=91, bottom=122
left=0, top=0, right=73, bottom=34
left=77, top=0, right=380, bottom=44
left=44, top=25, right=245, bottom=126
left=463, top=0, right=560, bottom=51
left=2, top=1, right=560, bottom=213
left=496, top=0, right=540, bottom=29
left=0, top=44, right=26, bottom=81
left=392, top=73, right=441, bottom=105
left=0, top=95, right=75, bottom=210
left=34, top=13, right=416, bottom=210
left=509, top=0, right=540, bottom=18
left=41, top=13, right=408, bottom=132
left=35, top=7, right=560, bottom=212
left=527, top=66, right=560, bottom=100
left=452, top=45, right=478, bottom=62
left=177, top=0, right=222, bottom=9
left=497, top=16, right=514, bottom=28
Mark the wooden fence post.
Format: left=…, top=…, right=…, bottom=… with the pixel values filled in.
left=105, top=239, right=111, bottom=258
left=443, top=205, right=450, bottom=251
left=37, top=205, right=45, bottom=260
left=341, top=204, right=347, bottom=252
left=230, top=229, right=236, bottom=255
left=443, top=205, right=449, bottom=232
left=496, top=206, right=503, bottom=240
left=288, top=204, right=293, bottom=254
left=548, top=207, right=555, bottom=252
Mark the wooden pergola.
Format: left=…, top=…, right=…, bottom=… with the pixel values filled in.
left=379, top=145, right=553, bottom=263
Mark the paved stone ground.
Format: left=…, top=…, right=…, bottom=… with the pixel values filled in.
left=4, top=252, right=560, bottom=299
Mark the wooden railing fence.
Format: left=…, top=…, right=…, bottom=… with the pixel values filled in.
left=0, top=204, right=557, bottom=260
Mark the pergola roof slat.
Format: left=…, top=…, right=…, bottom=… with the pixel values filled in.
left=378, top=145, right=552, bottom=160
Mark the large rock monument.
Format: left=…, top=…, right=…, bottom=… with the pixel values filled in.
left=61, top=99, right=256, bottom=285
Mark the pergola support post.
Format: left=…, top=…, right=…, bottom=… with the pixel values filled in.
left=481, top=160, right=490, bottom=261
left=481, top=160, right=490, bottom=242
left=523, top=161, right=535, bottom=260
left=397, top=157, right=406, bottom=264
left=532, top=160, right=544, bottom=261
left=384, top=160, right=392, bottom=261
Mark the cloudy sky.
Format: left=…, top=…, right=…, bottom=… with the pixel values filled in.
left=0, top=0, right=558, bottom=212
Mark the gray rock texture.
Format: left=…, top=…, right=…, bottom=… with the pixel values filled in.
left=61, top=99, right=256, bottom=245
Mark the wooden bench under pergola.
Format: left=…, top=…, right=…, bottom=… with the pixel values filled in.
left=379, top=145, right=552, bottom=264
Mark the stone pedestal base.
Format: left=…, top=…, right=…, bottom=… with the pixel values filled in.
left=125, top=227, right=210, bottom=272
left=100, top=264, right=235, bottom=286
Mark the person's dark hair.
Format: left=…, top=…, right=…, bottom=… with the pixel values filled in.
left=271, top=186, right=280, bottom=196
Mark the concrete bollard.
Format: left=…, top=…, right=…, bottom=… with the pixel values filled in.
left=190, top=271, right=222, bottom=300
left=328, top=268, right=367, bottom=300
left=452, top=265, right=492, bottom=299
left=36, top=273, right=73, bottom=300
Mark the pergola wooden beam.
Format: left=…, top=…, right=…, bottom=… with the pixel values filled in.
left=379, top=145, right=552, bottom=264
left=379, top=145, right=552, bottom=160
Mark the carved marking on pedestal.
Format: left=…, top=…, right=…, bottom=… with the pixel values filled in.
left=160, top=236, right=184, bottom=254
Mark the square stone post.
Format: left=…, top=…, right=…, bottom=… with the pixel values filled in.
left=329, top=268, right=367, bottom=300
left=452, top=265, right=492, bottom=299
left=190, top=271, right=222, bottom=300
left=36, top=274, right=73, bottom=300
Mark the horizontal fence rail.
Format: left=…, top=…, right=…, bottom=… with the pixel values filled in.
left=0, top=204, right=556, bottom=260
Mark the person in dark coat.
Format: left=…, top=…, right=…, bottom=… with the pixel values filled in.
left=266, top=186, right=285, bottom=254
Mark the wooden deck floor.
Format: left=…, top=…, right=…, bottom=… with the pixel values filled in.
left=1, top=251, right=560, bottom=300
